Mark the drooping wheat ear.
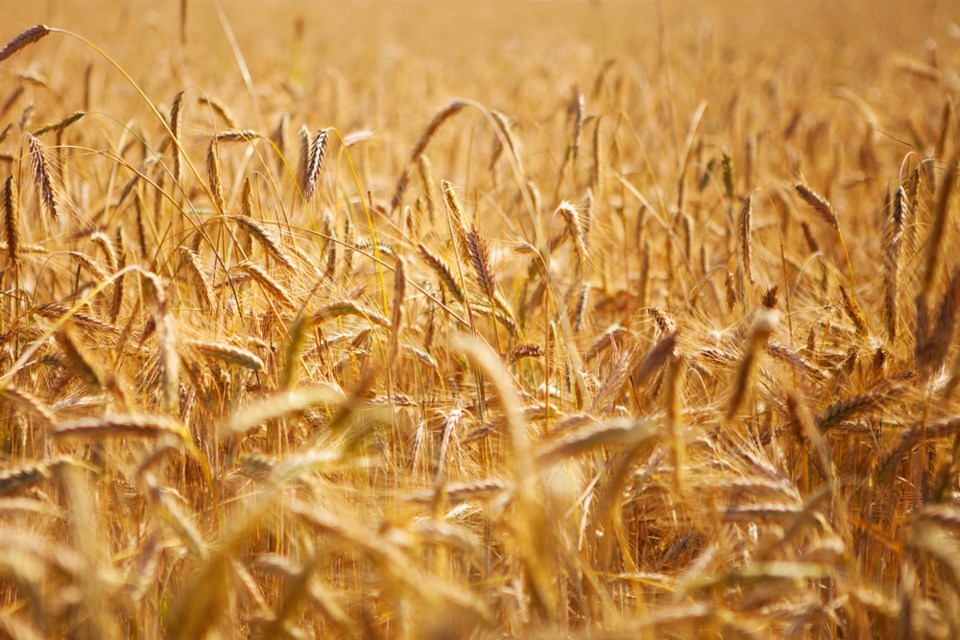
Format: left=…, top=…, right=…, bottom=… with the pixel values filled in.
left=795, top=183, right=839, bottom=231
left=574, top=283, right=590, bottom=333
left=880, top=417, right=960, bottom=481
left=739, top=193, right=754, bottom=286
left=0, top=25, right=50, bottom=63
left=54, top=325, right=105, bottom=390
left=591, top=332, right=676, bottom=413
left=67, top=251, right=109, bottom=283
left=169, top=91, right=185, bottom=186
left=914, top=505, right=960, bottom=535
left=27, top=134, right=59, bottom=222
left=272, top=111, right=288, bottom=162
left=839, top=285, right=869, bottom=337
left=323, top=225, right=337, bottom=280
left=354, top=239, right=396, bottom=259
left=302, top=128, right=328, bottom=202
left=721, top=153, right=735, bottom=198
left=417, top=154, right=437, bottom=223
left=110, top=249, right=126, bottom=323
left=508, top=343, right=544, bottom=363
left=391, top=100, right=466, bottom=212
left=388, top=257, right=406, bottom=369
left=761, top=285, right=779, bottom=309
left=767, top=341, right=824, bottom=380
left=52, top=414, right=187, bottom=440
left=726, top=310, right=778, bottom=419
left=581, top=188, right=593, bottom=245
left=0, top=386, right=55, bottom=425
left=584, top=324, right=626, bottom=362
left=198, top=94, right=238, bottom=128
left=491, top=109, right=526, bottom=181
left=436, top=407, right=464, bottom=486
left=590, top=116, right=602, bottom=189
left=0, top=458, right=56, bottom=496
left=922, top=165, right=956, bottom=296
left=884, top=186, right=908, bottom=341
left=231, top=215, right=297, bottom=272
left=89, top=230, right=117, bottom=271
left=647, top=306, right=677, bottom=335
left=472, top=303, right=518, bottom=336
left=799, top=219, right=820, bottom=253
left=240, top=262, right=296, bottom=311
left=928, top=267, right=960, bottom=371
left=281, top=313, right=311, bottom=391
left=815, top=392, right=881, bottom=432
left=206, top=137, right=225, bottom=212
left=178, top=247, right=213, bottom=312
left=312, top=300, right=390, bottom=328
left=133, top=192, right=148, bottom=257
left=186, top=339, right=264, bottom=372
left=466, top=224, right=497, bottom=302
left=239, top=174, right=254, bottom=218
left=556, top=201, right=588, bottom=266
left=3, top=175, right=18, bottom=272
left=406, top=478, right=509, bottom=503
left=665, top=353, right=685, bottom=494
left=538, top=418, right=658, bottom=465
left=639, top=236, right=650, bottom=307
left=157, top=310, right=179, bottom=412
left=32, top=111, right=85, bottom=137
left=440, top=180, right=471, bottom=259
left=288, top=241, right=322, bottom=279
left=35, top=303, right=120, bottom=336
left=569, top=90, right=585, bottom=167
left=297, top=124, right=310, bottom=192
left=417, top=243, right=465, bottom=303
left=214, top=129, right=259, bottom=143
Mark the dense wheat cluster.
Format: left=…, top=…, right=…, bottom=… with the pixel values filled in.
left=1, top=0, right=960, bottom=637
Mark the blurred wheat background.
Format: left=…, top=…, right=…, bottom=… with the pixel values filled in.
left=0, top=0, right=959, bottom=638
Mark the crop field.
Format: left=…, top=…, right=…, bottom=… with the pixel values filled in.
left=0, top=0, right=959, bottom=637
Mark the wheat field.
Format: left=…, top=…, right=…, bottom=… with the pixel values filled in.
left=0, top=0, right=959, bottom=637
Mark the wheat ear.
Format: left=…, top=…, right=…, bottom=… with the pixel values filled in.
left=0, top=25, right=50, bottom=63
